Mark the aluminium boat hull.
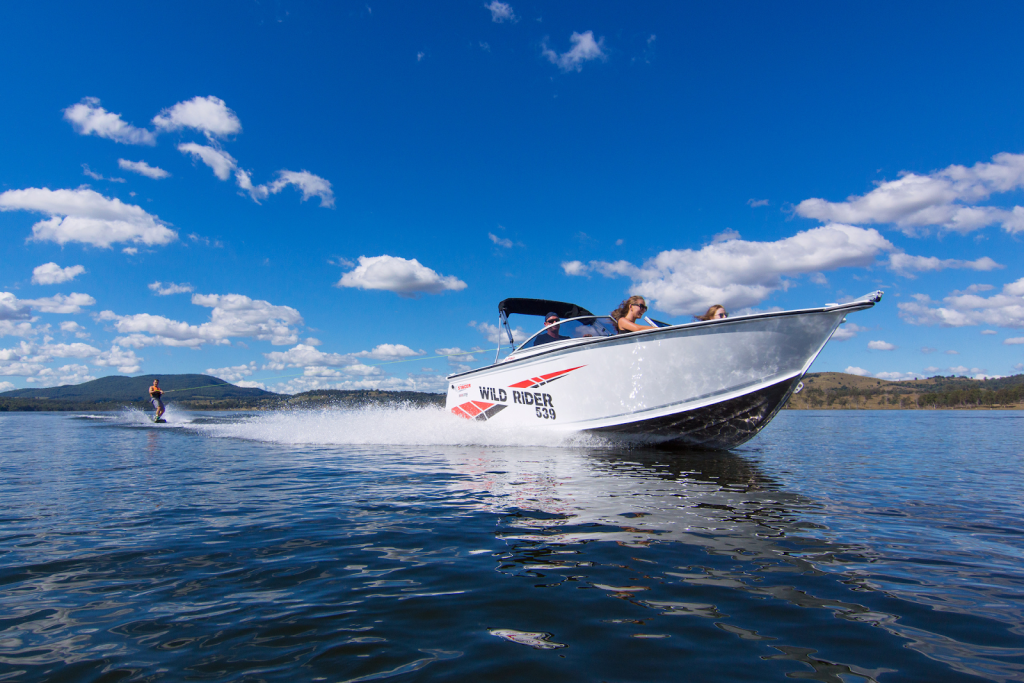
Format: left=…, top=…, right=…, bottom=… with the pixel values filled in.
left=446, top=295, right=880, bottom=450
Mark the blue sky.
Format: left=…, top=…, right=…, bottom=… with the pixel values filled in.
left=2, top=1, right=1024, bottom=393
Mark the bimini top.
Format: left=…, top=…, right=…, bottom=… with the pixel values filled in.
left=498, top=298, right=594, bottom=319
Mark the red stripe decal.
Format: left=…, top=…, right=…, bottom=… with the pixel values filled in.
left=509, top=365, right=585, bottom=388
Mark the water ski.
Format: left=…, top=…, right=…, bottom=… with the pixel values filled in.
left=153, top=418, right=167, bottom=423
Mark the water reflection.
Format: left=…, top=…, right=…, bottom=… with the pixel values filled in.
left=445, top=445, right=1024, bottom=682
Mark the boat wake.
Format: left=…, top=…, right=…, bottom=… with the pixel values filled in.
left=189, top=405, right=615, bottom=448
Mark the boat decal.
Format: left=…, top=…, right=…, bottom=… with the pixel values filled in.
left=508, top=365, right=585, bottom=389
left=451, top=400, right=508, bottom=421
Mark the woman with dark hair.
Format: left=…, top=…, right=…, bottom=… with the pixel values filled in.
left=611, top=295, right=656, bottom=333
left=696, top=304, right=727, bottom=321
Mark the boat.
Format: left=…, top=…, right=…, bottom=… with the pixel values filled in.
left=446, top=291, right=883, bottom=449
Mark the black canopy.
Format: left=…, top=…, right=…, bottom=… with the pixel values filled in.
left=498, top=298, right=594, bottom=319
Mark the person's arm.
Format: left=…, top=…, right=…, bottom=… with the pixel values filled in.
left=617, top=318, right=655, bottom=332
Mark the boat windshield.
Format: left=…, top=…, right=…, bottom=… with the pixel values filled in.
left=518, top=316, right=618, bottom=350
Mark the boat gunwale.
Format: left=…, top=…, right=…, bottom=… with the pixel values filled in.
left=446, top=297, right=878, bottom=381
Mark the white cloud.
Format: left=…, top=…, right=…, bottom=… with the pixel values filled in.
left=0, top=293, right=31, bottom=321
left=25, top=364, right=95, bottom=386
left=747, top=199, right=769, bottom=208
left=886, top=253, right=1003, bottom=277
left=472, top=320, right=526, bottom=344
left=236, top=380, right=268, bottom=390
left=183, top=148, right=335, bottom=208
left=123, top=247, right=138, bottom=255
left=104, top=293, right=303, bottom=348
left=337, top=255, right=467, bottom=297
left=0, top=187, right=176, bottom=248
left=148, top=281, right=194, bottom=296
left=563, top=224, right=894, bottom=315
left=32, top=263, right=85, bottom=285
left=898, top=277, right=1024, bottom=328
left=263, top=344, right=351, bottom=370
left=868, top=340, right=897, bottom=351
left=206, top=361, right=257, bottom=382
left=981, top=329, right=998, bottom=335
left=265, top=170, right=335, bottom=208
left=152, top=96, right=241, bottom=139
left=63, top=97, right=157, bottom=146
left=845, top=366, right=871, bottom=376
left=923, top=366, right=941, bottom=373
left=0, top=381, right=14, bottom=392
left=60, top=321, right=90, bottom=338
left=489, top=232, right=513, bottom=248
left=179, top=143, right=238, bottom=181
left=831, top=322, right=868, bottom=341
left=542, top=31, right=607, bottom=72
left=0, top=321, right=41, bottom=338
left=1005, top=337, right=1024, bottom=345
left=436, top=347, right=476, bottom=363
left=875, top=371, right=926, bottom=381
left=795, top=152, right=1024, bottom=235
left=561, top=260, right=588, bottom=276
left=353, top=344, right=425, bottom=361
left=485, top=1, right=516, bottom=22
left=37, top=342, right=101, bottom=360
left=118, top=159, right=170, bottom=179
left=2, top=292, right=96, bottom=318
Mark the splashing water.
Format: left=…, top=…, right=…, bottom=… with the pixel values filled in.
left=188, top=404, right=615, bottom=448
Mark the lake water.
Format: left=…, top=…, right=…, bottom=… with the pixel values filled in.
left=1, top=407, right=1023, bottom=682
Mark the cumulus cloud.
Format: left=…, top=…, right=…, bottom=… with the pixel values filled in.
left=887, top=253, right=1003, bottom=277
left=868, top=340, right=897, bottom=351
left=118, top=159, right=170, bottom=179
left=0, top=187, right=176, bottom=248
left=563, top=224, right=894, bottom=315
left=264, top=342, right=423, bottom=374
left=845, top=366, right=871, bottom=376
left=831, top=322, right=868, bottom=341
left=179, top=142, right=238, bottom=181
left=875, top=371, right=927, bottom=381
left=264, top=170, right=335, bottom=208
left=472, top=320, right=526, bottom=344
left=0, top=381, right=14, bottom=392
left=148, top=281, right=194, bottom=296
left=63, top=97, right=157, bottom=145
left=152, top=96, right=242, bottom=139
left=32, top=263, right=85, bottom=285
left=336, top=255, right=467, bottom=297
left=60, top=321, right=90, bottom=338
left=25, top=364, right=95, bottom=386
left=2, top=292, right=96, bottom=317
left=1005, top=337, right=1024, bottom=345
left=485, top=1, right=516, bottom=22
left=542, top=31, right=607, bottom=72
left=206, top=361, right=257, bottom=382
left=353, top=344, right=425, bottom=361
left=103, top=293, right=303, bottom=348
left=263, top=344, right=351, bottom=370
left=436, top=347, right=476, bottom=363
left=795, top=152, right=1024, bottom=235
left=180, top=146, right=335, bottom=208
left=898, top=277, right=1024, bottom=328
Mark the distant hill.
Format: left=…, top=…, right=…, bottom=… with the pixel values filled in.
left=0, top=374, right=278, bottom=402
left=786, top=372, right=1024, bottom=409
left=0, top=374, right=444, bottom=412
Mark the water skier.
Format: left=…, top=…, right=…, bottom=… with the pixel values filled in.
left=149, top=379, right=165, bottom=421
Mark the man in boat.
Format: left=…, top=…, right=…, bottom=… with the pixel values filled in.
left=149, top=379, right=165, bottom=420
left=533, top=312, right=571, bottom=346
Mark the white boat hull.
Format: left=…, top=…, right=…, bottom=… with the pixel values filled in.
left=447, top=297, right=879, bottom=449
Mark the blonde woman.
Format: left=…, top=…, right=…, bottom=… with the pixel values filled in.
left=696, top=304, right=727, bottom=321
left=611, top=296, right=656, bottom=333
